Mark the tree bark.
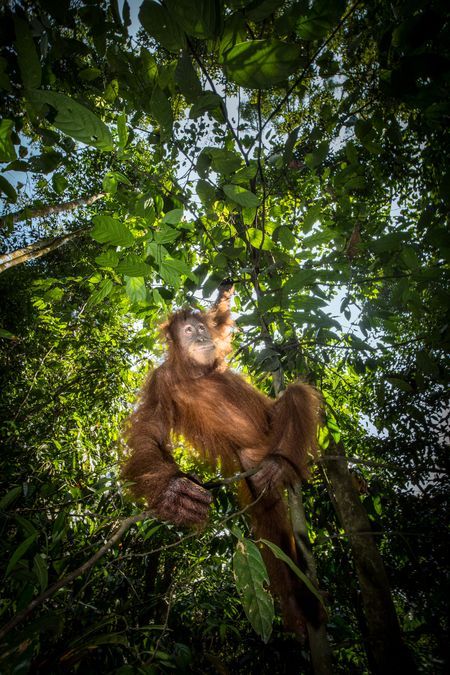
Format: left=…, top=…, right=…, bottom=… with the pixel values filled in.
left=288, top=487, right=334, bottom=675
left=0, top=227, right=88, bottom=274
left=0, top=192, right=105, bottom=229
left=322, top=442, right=416, bottom=674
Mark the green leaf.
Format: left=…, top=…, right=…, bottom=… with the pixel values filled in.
left=246, top=0, right=285, bottom=22
left=14, top=17, right=41, bottom=89
left=154, top=225, right=181, bottom=244
left=26, top=90, right=113, bottom=150
left=260, top=539, right=326, bottom=607
left=150, top=86, right=173, bottom=137
left=0, top=486, right=22, bottom=510
left=159, top=257, right=197, bottom=287
left=233, top=538, right=274, bottom=643
left=275, top=226, right=296, bottom=249
left=166, top=0, right=221, bottom=39
left=223, top=40, right=302, bottom=89
left=189, top=92, right=224, bottom=119
left=33, top=554, right=48, bottom=592
left=139, top=0, right=186, bottom=52
left=209, top=149, right=242, bottom=176
left=387, top=377, right=413, bottom=392
left=117, top=111, right=128, bottom=149
left=117, top=255, right=151, bottom=277
left=162, top=209, right=184, bottom=225
left=86, top=279, right=114, bottom=309
left=0, top=175, right=18, bottom=202
left=91, top=215, right=134, bottom=247
left=6, top=534, right=37, bottom=577
left=246, top=228, right=272, bottom=250
left=284, top=269, right=317, bottom=291
left=125, top=276, right=147, bottom=303
left=0, top=328, right=16, bottom=339
left=0, top=119, right=17, bottom=162
left=52, top=173, right=68, bottom=194
left=223, top=184, right=260, bottom=208
left=95, top=250, right=120, bottom=268
left=197, top=179, right=216, bottom=207
left=175, top=53, right=203, bottom=103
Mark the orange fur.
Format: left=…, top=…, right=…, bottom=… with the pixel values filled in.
left=122, top=289, right=323, bottom=633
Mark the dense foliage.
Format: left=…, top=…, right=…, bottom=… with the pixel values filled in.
left=1, top=0, right=448, bottom=672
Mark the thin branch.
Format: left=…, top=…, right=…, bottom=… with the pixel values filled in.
left=0, top=511, right=151, bottom=643
left=261, top=0, right=363, bottom=134
left=186, top=38, right=249, bottom=164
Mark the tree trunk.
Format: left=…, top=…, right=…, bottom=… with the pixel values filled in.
left=0, top=227, right=88, bottom=274
left=288, top=487, right=334, bottom=675
left=253, top=279, right=333, bottom=674
left=0, top=192, right=105, bottom=229
left=322, top=442, right=416, bottom=674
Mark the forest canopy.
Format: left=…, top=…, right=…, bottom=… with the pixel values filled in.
left=0, top=0, right=448, bottom=673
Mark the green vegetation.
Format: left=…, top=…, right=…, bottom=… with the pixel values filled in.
left=0, top=0, right=448, bottom=672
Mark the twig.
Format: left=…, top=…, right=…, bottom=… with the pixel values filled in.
left=0, top=511, right=151, bottom=643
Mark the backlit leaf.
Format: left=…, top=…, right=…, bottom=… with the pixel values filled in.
left=91, top=215, right=134, bottom=247
left=223, top=184, right=260, bottom=208
left=223, top=40, right=302, bottom=89
left=139, top=0, right=186, bottom=52
left=233, top=538, right=274, bottom=643
left=14, top=17, right=41, bottom=89
left=26, top=90, right=113, bottom=150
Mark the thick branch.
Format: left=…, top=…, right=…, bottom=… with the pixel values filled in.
left=0, top=228, right=88, bottom=274
left=0, top=192, right=105, bottom=228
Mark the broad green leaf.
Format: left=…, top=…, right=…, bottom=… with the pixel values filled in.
left=303, top=205, right=321, bottom=232
left=297, top=1, right=345, bottom=41
left=275, top=226, right=296, bottom=249
left=0, top=175, right=17, bottom=202
left=52, top=173, right=68, bottom=194
left=91, top=215, right=134, bottom=247
left=246, top=0, right=285, bottom=22
left=0, top=328, right=16, bottom=339
left=117, top=255, right=151, bottom=277
left=246, top=228, right=272, bottom=250
left=166, top=0, right=221, bottom=39
left=387, top=377, right=414, bottom=392
left=6, top=534, right=37, bottom=577
left=197, top=179, right=217, bottom=207
left=125, top=276, right=147, bottom=303
left=150, top=86, right=173, bottom=137
left=175, top=53, right=203, bottom=103
left=370, top=232, right=404, bottom=254
left=26, top=90, right=113, bottom=150
left=154, top=225, right=181, bottom=244
left=210, top=149, right=242, bottom=176
left=86, top=279, right=114, bottom=309
left=0, top=486, right=22, bottom=510
left=223, top=40, right=302, bottom=89
left=162, top=209, right=183, bottom=225
left=117, top=111, right=128, bottom=149
left=233, top=538, right=274, bottom=643
left=223, top=184, right=260, bottom=208
left=0, top=119, right=17, bottom=162
left=139, top=0, right=186, bottom=52
left=95, top=250, right=120, bottom=268
left=305, top=140, right=329, bottom=168
left=284, top=269, right=317, bottom=291
left=159, top=258, right=197, bottom=287
left=190, top=92, right=224, bottom=119
left=33, top=554, right=48, bottom=592
left=14, top=17, right=41, bottom=89
left=102, top=172, right=118, bottom=194
left=260, top=539, right=326, bottom=607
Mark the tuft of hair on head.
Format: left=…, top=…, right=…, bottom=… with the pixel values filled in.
left=159, top=308, right=203, bottom=345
